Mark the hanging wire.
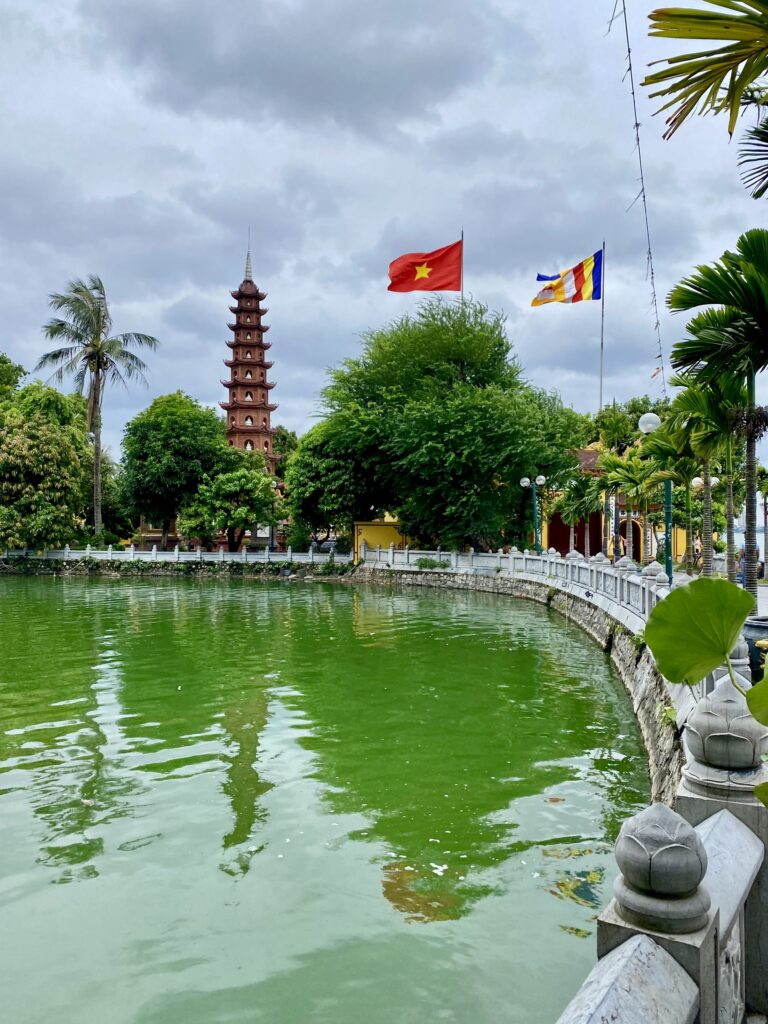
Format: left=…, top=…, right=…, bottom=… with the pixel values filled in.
left=608, top=0, right=668, bottom=397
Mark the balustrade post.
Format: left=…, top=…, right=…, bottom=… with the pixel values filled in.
left=107, top=544, right=113, bottom=559
left=152, top=544, right=157, bottom=561
left=86, top=544, right=91, bottom=557
left=287, top=546, right=293, bottom=563
left=497, top=547, right=503, bottom=569
left=219, top=546, right=225, bottom=561
left=467, top=546, right=474, bottom=569
left=129, top=544, right=135, bottom=561
left=452, top=549, right=459, bottom=570
left=174, top=545, right=179, bottom=562
left=64, top=544, right=71, bottom=560
left=265, top=547, right=270, bottom=563
left=404, top=545, right=410, bottom=565
left=388, top=543, right=394, bottom=565
left=360, top=539, right=368, bottom=562
left=675, top=669, right=768, bottom=1012
left=197, top=545, right=202, bottom=562
left=597, top=804, right=717, bottom=1024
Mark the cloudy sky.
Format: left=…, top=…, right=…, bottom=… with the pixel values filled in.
left=1, top=0, right=765, bottom=456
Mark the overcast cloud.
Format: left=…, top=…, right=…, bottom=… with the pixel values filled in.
left=1, top=0, right=766, bottom=456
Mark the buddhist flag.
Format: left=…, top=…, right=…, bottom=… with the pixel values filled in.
left=388, top=240, right=462, bottom=292
left=531, top=250, right=603, bottom=306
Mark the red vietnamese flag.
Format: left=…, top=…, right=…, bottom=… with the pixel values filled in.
left=387, top=240, right=462, bottom=292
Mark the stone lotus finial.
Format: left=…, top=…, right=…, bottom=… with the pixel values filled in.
left=615, top=803, right=707, bottom=896
left=685, top=676, right=768, bottom=770
left=613, top=804, right=710, bottom=933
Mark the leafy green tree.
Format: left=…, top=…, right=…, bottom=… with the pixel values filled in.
left=177, top=466, right=279, bottom=552
left=0, top=352, right=24, bottom=396
left=36, top=275, right=158, bottom=536
left=284, top=418, right=380, bottom=538
left=122, top=392, right=232, bottom=548
left=387, top=387, right=583, bottom=549
left=272, top=425, right=298, bottom=478
left=0, top=406, right=86, bottom=549
left=667, top=230, right=768, bottom=599
left=323, top=298, right=520, bottom=412
left=287, top=298, right=586, bottom=549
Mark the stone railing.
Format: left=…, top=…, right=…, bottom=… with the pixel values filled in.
left=557, top=670, right=768, bottom=1024
left=3, top=545, right=352, bottom=566
left=359, top=543, right=669, bottom=633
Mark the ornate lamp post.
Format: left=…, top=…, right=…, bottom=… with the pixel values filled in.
left=638, top=412, right=672, bottom=580
left=521, top=474, right=546, bottom=553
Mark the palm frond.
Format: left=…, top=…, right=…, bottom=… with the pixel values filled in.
left=644, top=2, right=768, bottom=137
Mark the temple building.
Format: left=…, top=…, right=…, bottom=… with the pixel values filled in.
left=220, top=252, right=278, bottom=471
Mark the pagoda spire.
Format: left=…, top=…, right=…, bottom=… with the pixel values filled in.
left=244, top=248, right=253, bottom=282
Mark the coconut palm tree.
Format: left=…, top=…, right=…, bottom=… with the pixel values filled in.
left=666, top=231, right=768, bottom=601
left=666, top=370, right=746, bottom=581
left=644, top=2, right=768, bottom=139
left=36, top=276, right=158, bottom=535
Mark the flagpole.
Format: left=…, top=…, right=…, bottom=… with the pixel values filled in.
left=599, top=239, right=606, bottom=412
left=460, top=227, right=464, bottom=303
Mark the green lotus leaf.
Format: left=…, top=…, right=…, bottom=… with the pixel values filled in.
left=746, top=679, right=768, bottom=728
left=755, top=781, right=768, bottom=812
left=644, top=578, right=754, bottom=685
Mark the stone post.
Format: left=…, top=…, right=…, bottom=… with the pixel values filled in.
left=64, top=544, right=70, bottom=560
left=404, top=545, right=410, bottom=566
left=86, top=544, right=91, bottom=557
left=174, top=545, right=179, bottom=562
left=287, top=546, right=293, bottom=563
left=565, top=548, right=582, bottom=583
left=107, top=545, right=113, bottom=559
left=452, top=549, right=459, bottom=570
left=309, top=546, right=315, bottom=565
left=360, top=539, right=368, bottom=562
left=219, top=546, right=225, bottom=561
left=129, top=544, right=135, bottom=561
left=197, top=545, right=202, bottom=561
left=597, top=803, right=717, bottom=1024
left=675, top=673, right=768, bottom=1012
left=265, top=546, right=270, bottom=563
left=497, top=547, right=503, bottom=570
left=388, top=542, right=395, bottom=565
left=151, top=544, right=157, bottom=561
left=467, top=546, right=474, bottom=568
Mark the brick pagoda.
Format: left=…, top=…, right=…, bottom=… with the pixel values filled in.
left=220, top=252, right=278, bottom=471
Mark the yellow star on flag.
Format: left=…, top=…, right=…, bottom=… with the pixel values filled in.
left=414, top=262, right=432, bottom=280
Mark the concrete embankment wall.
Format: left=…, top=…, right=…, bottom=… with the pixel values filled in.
left=350, top=566, right=684, bottom=804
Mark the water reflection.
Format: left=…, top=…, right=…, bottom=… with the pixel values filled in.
left=0, top=578, right=650, bottom=1024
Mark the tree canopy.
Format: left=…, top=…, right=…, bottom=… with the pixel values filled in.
left=285, top=298, right=587, bottom=548
left=0, top=383, right=88, bottom=549
left=121, top=392, right=233, bottom=544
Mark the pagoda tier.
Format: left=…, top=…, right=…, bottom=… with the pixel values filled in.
left=221, top=250, right=279, bottom=468
left=224, top=357, right=274, bottom=370
left=226, top=338, right=271, bottom=350
left=220, top=378, right=276, bottom=390
left=220, top=399, right=278, bottom=412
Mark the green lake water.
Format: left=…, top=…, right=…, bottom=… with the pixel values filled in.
left=0, top=578, right=649, bottom=1024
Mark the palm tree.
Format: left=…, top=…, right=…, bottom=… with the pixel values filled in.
left=36, top=276, right=158, bottom=535
left=666, top=231, right=768, bottom=601
left=553, top=476, right=604, bottom=558
left=600, top=449, right=667, bottom=564
left=644, top=2, right=768, bottom=139
left=666, top=370, right=746, bottom=581
left=640, top=429, right=700, bottom=574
